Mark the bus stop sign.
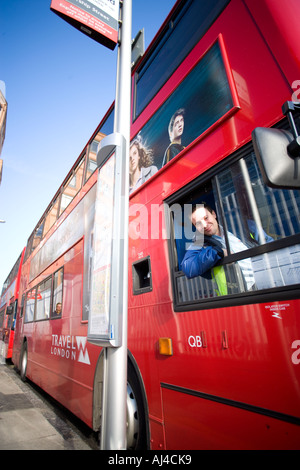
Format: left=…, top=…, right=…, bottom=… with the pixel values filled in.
left=50, top=0, right=119, bottom=50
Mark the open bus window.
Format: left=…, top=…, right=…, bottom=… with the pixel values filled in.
left=51, top=268, right=63, bottom=319
left=170, top=145, right=300, bottom=306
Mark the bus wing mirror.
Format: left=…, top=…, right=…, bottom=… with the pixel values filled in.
left=6, top=305, right=14, bottom=315
left=252, top=126, right=300, bottom=189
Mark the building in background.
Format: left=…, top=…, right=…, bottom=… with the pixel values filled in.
left=0, top=81, right=8, bottom=184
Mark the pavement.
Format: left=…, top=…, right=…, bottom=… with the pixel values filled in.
left=0, top=362, right=98, bottom=450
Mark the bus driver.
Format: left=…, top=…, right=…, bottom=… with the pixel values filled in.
left=181, top=203, right=273, bottom=293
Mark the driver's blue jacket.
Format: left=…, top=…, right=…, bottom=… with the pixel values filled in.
left=181, top=236, right=224, bottom=279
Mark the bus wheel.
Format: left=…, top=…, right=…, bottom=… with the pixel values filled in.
left=20, top=342, right=28, bottom=382
left=127, top=362, right=147, bottom=450
left=127, top=382, right=139, bottom=449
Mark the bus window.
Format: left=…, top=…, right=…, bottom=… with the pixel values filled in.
left=170, top=145, right=300, bottom=306
left=130, top=38, right=236, bottom=192
left=24, top=233, right=34, bottom=261
left=52, top=268, right=63, bottom=319
left=60, top=158, right=85, bottom=216
left=216, top=151, right=300, bottom=243
left=6, top=304, right=14, bottom=329
left=84, top=109, right=114, bottom=183
left=32, top=219, right=45, bottom=253
left=85, top=132, right=106, bottom=182
left=25, top=288, right=36, bottom=323
left=35, top=277, right=52, bottom=321
left=134, top=0, right=230, bottom=118
left=85, top=144, right=97, bottom=181
left=0, top=308, right=5, bottom=329
left=43, top=195, right=60, bottom=236
left=20, top=294, right=25, bottom=318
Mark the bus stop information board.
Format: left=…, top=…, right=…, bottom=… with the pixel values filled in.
left=50, top=0, right=119, bottom=50
left=87, top=133, right=127, bottom=348
left=88, top=152, right=116, bottom=342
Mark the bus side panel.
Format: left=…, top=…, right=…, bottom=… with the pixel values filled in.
left=156, top=301, right=300, bottom=419
left=22, top=239, right=100, bottom=429
left=162, top=387, right=300, bottom=450
left=129, top=291, right=300, bottom=449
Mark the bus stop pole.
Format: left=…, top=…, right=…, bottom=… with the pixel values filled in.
left=100, top=0, right=132, bottom=450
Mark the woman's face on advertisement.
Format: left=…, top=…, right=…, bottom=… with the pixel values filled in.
left=130, top=144, right=140, bottom=172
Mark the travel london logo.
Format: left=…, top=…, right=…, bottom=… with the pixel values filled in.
left=51, top=334, right=91, bottom=365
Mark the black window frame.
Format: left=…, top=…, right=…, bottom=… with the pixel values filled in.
left=166, top=131, right=300, bottom=312
left=23, top=267, right=64, bottom=323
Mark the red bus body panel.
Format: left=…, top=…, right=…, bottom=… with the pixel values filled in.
left=1, top=249, right=25, bottom=359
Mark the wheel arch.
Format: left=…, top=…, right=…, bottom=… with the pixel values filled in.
left=127, top=349, right=151, bottom=449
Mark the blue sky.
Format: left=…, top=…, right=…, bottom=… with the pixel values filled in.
left=0, top=0, right=176, bottom=288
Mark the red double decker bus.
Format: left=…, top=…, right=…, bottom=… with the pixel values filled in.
left=12, top=0, right=300, bottom=449
left=0, top=249, right=25, bottom=360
